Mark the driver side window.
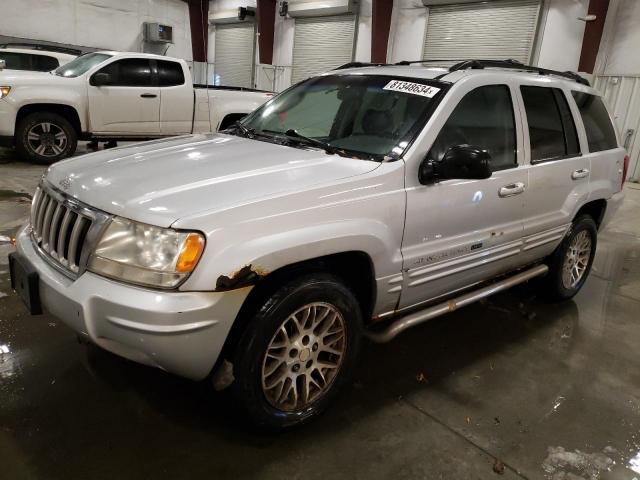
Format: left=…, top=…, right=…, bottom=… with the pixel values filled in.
left=428, top=85, right=517, bottom=172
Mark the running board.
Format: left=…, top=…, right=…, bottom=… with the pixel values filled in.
left=365, top=264, right=549, bottom=343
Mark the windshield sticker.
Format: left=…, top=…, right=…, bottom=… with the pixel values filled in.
left=383, top=80, right=440, bottom=98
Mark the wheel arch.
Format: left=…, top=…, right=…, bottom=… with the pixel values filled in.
left=574, top=198, right=607, bottom=229
left=16, top=103, right=83, bottom=137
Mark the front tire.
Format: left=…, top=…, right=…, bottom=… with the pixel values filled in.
left=543, top=214, right=597, bottom=301
left=231, top=273, right=362, bottom=430
left=16, top=112, right=77, bottom=164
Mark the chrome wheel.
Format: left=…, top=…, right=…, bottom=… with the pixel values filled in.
left=562, top=230, right=592, bottom=289
left=261, top=302, right=347, bottom=412
left=26, top=122, right=67, bottom=157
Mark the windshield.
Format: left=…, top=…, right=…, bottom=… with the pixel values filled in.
left=239, top=74, right=446, bottom=160
left=54, top=52, right=112, bottom=77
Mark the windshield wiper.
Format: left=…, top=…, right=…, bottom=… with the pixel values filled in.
left=227, top=121, right=255, bottom=138
left=283, top=129, right=338, bottom=155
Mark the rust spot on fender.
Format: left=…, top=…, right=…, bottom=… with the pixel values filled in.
left=215, top=264, right=268, bottom=291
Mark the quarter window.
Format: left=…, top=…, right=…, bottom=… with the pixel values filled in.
left=157, top=60, right=185, bottom=87
left=93, top=59, right=153, bottom=87
left=521, top=86, right=580, bottom=162
left=427, top=85, right=517, bottom=171
left=571, top=92, right=618, bottom=152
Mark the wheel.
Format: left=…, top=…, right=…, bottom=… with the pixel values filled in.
left=15, top=112, right=77, bottom=164
left=231, top=273, right=362, bottom=430
left=543, top=214, right=597, bottom=301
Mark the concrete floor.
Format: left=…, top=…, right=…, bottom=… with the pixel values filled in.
left=1, top=146, right=639, bottom=480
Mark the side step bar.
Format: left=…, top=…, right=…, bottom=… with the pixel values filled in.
left=365, top=264, right=549, bottom=343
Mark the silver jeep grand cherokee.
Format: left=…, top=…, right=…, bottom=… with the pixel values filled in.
left=9, top=60, right=627, bottom=429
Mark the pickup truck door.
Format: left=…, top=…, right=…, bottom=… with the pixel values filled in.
left=88, top=58, right=160, bottom=134
left=399, top=83, right=528, bottom=310
left=517, top=85, right=590, bottom=256
left=157, top=60, right=194, bottom=134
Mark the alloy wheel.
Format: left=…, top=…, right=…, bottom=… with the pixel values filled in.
left=562, top=230, right=592, bottom=289
left=26, top=122, right=68, bottom=157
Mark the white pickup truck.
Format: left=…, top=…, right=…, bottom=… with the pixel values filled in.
left=0, top=51, right=273, bottom=163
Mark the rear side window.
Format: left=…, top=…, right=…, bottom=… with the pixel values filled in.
left=94, top=59, right=153, bottom=87
left=0, top=52, right=58, bottom=71
left=572, top=92, right=618, bottom=152
left=157, top=61, right=185, bottom=86
left=31, top=55, right=59, bottom=71
left=521, top=86, right=580, bottom=162
left=427, top=84, right=517, bottom=171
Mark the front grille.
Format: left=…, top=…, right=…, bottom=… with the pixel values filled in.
left=30, top=186, right=94, bottom=274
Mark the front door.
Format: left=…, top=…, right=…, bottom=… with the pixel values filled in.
left=88, top=58, right=160, bottom=134
left=400, top=82, right=528, bottom=309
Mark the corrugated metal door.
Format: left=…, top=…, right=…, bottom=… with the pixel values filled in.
left=423, top=0, right=541, bottom=65
left=291, top=15, right=356, bottom=85
left=594, top=75, right=640, bottom=181
left=214, top=23, right=255, bottom=87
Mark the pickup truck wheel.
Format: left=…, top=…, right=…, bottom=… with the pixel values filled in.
left=543, top=215, right=597, bottom=301
left=16, top=112, right=77, bottom=164
left=231, top=273, right=362, bottom=430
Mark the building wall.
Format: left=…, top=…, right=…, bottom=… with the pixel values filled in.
left=1, top=0, right=192, bottom=60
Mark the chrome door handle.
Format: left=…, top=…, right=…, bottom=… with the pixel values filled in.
left=498, top=182, right=525, bottom=197
left=571, top=168, right=589, bottom=180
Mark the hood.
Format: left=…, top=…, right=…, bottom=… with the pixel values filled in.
left=46, top=134, right=380, bottom=227
left=0, top=70, right=57, bottom=82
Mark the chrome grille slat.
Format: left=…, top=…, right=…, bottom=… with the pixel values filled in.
left=57, top=209, right=73, bottom=264
left=29, top=184, right=99, bottom=277
left=41, top=199, right=56, bottom=251
left=67, top=215, right=86, bottom=271
left=48, top=203, right=64, bottom=256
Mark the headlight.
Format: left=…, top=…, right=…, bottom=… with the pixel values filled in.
left=88, top=217, right=205, bottom=289
left=0, top=86, right=10, bottom=99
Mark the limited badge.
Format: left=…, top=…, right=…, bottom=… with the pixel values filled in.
left=383, top=80, right=440, bottom=98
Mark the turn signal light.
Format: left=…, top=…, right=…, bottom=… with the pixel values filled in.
left=176, top=233, right=205, bottom=273
left=0, top=86, right=10, bottom=99
left=622, top=154, right=630, bottom=191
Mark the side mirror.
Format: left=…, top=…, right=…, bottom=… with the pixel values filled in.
left=419, top=144, right=492, bottom=184
left=0, top=59, right=5, bottom=71
left=91, top=72, right=112, bottom=86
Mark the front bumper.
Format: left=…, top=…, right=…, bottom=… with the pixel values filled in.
left=14, top=224, right=251, bottom=380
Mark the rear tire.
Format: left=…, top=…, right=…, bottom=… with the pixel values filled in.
left=542, top=214, right=597, bottom=301
left=16, top=112, right=77, bottom=164
left=230, top=273, right=362, bottom=430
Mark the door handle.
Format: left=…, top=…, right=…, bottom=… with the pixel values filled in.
left=498, top=182, right=525, bottom=197
left=571, top=168, right=589, bottom=180
left=140, top=93, right=157, bottom=98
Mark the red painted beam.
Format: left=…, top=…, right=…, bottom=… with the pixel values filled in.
left=184, top=0, right=209, bottom=63
left=257, top=0, right=277, bottom=65
left=578, top=0, right=610, bottom=73
left=371, top=0, right=393, bottom=63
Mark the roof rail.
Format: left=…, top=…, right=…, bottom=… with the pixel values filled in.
left=0, top=43, right=82, bottom=56
left=334, top=62, right=389, bottom=70
left=448, top=59, right=590, bottom=86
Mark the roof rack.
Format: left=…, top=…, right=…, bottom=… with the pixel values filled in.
left=334, top=62, right=389, bottom=70
left=448, top=59, right=590, bottom=86
left=0, top=43, right=82, bottom=56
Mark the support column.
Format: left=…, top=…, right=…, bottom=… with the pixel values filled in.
left=257, top=0, right=277, bottom=64
left=578, top=0, right=610, bottom=73
left=185, top=0, right=209, bottom=63
left=371, top=0, right=394, bottom=63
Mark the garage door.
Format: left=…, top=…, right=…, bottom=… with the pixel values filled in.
left=423, top=0, right=541, bottom=65
left=214, top=23, right=255, bottom=87
left=291, top=15, right=356, bottom=85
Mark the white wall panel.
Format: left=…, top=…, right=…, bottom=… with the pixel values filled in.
left=601, top=0, right=640, bottom=76
left=595, top=76, right=640, bottom=181
left=1, top=0, right=192, bottom=60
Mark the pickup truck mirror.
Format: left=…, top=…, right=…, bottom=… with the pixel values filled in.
left=91, top=72, right=112, bottom=87
left=0, top=59, right=5, bottom=71
left=419, top=145, right=492, bottom=184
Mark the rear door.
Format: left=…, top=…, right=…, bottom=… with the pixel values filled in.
left=157, top=60, right=193, bottom=134
left=400, top=81, right=528, bottom=309
left=518, top=85, right=590, bottom=257
left=88, top=58, right=160, bottom=134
